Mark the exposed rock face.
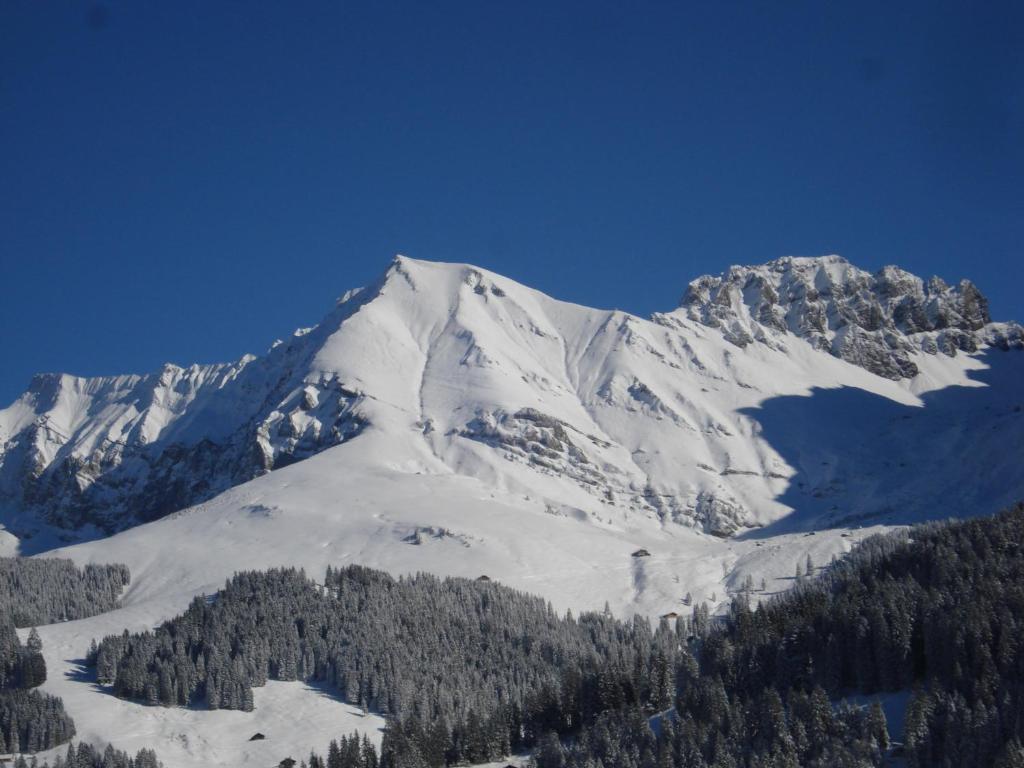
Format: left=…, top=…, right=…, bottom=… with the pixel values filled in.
left=459, top=407, right=759, bottom=535
left=672, top=256, right=1021, bottom=379
left=461, top=408, right=598, bottom=481
left=985, top=322, right=1024, bottom=352
left=0, top=297, right=372, bottom=534
left=460, top=407, right=629, bottom=510
left=0, top=369, right=366, bottom=533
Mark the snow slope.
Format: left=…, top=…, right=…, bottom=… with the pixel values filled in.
left=2, top=255, right=1022, bottom=766
left=26, top=432, right=880, bottom=768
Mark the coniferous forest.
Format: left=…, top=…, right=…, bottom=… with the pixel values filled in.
left=0, top=558, right=133, bottom=760
left=2, top=504, right=1021, bottom=766
left=4, top=740, right=162, bottom=768
left=94, top=564, right=680, bottom=762
left=0, top=620, right=75, bottom=754
left=545, top=502, right=1024, bottom=768
left=692, top=504, right=1024, bottom=767
left=89, top=503, right=1024, bottom=768
left=0, top=557, right=130, bottom=627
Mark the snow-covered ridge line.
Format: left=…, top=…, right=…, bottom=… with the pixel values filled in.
left=0, top=254, right=1021, bottom=547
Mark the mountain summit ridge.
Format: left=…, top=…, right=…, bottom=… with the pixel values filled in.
left=1, top=254, right=1021, bottom=546
left=669, top=254, right=1021, bottom=379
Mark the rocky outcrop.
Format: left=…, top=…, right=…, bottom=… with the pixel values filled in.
left=0, top=300, right=372, bottom=535
left=671, top=256, right=1022, bottom=379
left=460, top=408, right=608, bottom=491
left=0, top=373, right=366, bottom=533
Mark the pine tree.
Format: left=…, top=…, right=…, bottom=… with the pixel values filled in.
left=327, top=738, right=342, bottom=768
left=867, top=700, right=889, bottom=751
left=8, top=714, right=19, bottom=753
left=534, top=732, right=564, bottom=768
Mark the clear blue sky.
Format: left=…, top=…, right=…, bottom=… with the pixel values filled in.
left=1, top=1, right=1021, bottom=405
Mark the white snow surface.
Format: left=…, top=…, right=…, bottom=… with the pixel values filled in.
left=2, top=255, right=1022, bottom=767
left=5, top=255, right=1020, bottom=542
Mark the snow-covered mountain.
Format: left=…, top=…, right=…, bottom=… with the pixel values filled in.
left=2, top=255, right=1022, bottom=549
left=10, top=254, right=1024, bottom=767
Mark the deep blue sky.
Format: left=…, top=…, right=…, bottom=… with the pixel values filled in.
left=1, top=1, right=1021, bottom=406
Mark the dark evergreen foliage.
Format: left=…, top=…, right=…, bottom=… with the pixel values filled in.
left=0, top=558, right=129, bottom=627
left=663, top=501, right=1024, bottom=768
left=0, top=622, right=76, bottom=754
left=307, top=502, right=1024, bottom=767
left=0, top=689, right=76, bottom=755
left=91, top=503, right=1024, bottom=768
left=0, top=620, right=77, bottom=754
left=303, top=731, right=378, bottom=768
left=94, top=565, right=681, bottom=763
left=0, top=622, right=46, bottom=691
left=7, top=740, right=161, bottom=768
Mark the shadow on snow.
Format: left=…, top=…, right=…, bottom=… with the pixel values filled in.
left=737, top=347, right=1024, bottom=540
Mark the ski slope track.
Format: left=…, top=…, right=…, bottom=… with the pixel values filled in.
left=1, top=255, right=1022, bottom=767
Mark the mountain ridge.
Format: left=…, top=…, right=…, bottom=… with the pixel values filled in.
left=666, top=254, right=1021, bottom=379
left=1, top=254, right=1020, bottom=548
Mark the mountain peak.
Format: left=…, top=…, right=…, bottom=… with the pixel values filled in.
left=3, top=254, right=1022, bottom=544
left=672, top=254, right=1016, bottom=379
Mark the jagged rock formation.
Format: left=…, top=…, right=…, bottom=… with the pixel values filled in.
left=461, top=408, right=606, bottom=489
left=669, top=255, right=1022, bottom=379
left=0, top=298, right=373, bottom=532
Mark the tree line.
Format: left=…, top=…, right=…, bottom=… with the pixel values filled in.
left=0, top=556, right=131, bottom=757
left=0, top=621, right=75, bottom=754
left=302, top=731, right=379, bottom=768
left=544, top=502, right=1024, bottom=768
left=0, top=557, right=129, bottom=627
left=90, top=560, right=888, bottom=767
left=92, top=564, right=681, bottom=765
left=90, top=502, right=1024, bottom=768
left=3, top=740, right=161, bottom=768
